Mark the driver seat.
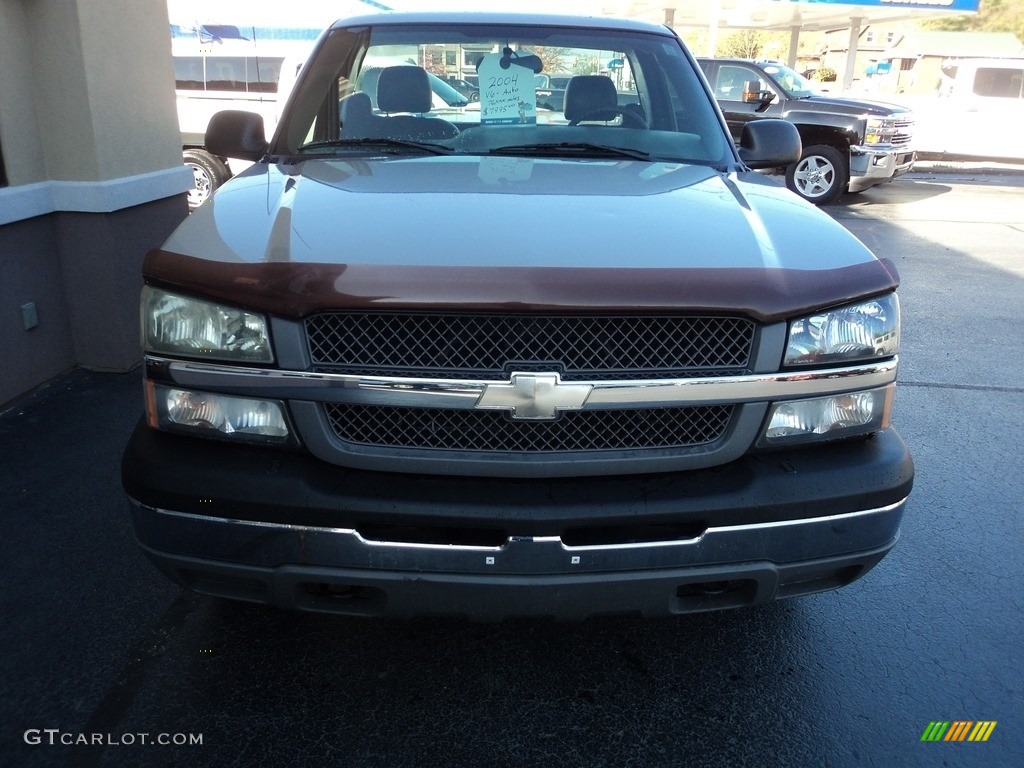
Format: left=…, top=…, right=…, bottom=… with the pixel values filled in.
left=564, top=75, right=619, bottom=125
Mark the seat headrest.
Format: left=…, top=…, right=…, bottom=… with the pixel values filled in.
left=376, top=66, right=433, bottom=114
left=339, top=92, right=374, bottom=136
left=563, top=75, right=618, bottom=123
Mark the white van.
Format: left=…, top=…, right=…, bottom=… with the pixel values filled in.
left=939, top=58, right=1024, bottom=104
left=914, top=58, right=1024, bottom=161
left=172, top=33, right=313, bottom=207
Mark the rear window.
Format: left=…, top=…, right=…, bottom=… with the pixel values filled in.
left=973, top=67, right=1024, bottom=98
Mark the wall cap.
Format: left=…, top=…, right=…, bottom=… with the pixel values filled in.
left=0, top=166, right=192, bottom=225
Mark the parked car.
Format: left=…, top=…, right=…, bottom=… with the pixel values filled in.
left=123, top=12, right=913, bottom=620
left=172, top=36, right=314, bottom=208
left=698, top=58, right=917, bottom=204
left=533, top=72, right=575, bottom=111
left=912, top=58, right=1024, bottom=161
left=444, top=76, right=480, bottom=102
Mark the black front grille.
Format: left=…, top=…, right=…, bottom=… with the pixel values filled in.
left=323, top=404, right=733, bottom=453
left=892, top=118, right=914, bottom=147
left=305, top=312, right=754, bottom=380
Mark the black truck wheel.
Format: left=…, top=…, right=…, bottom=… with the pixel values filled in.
left=785, top=144, right=848, bottom=205
left=183, top=149, right=231, bottom=210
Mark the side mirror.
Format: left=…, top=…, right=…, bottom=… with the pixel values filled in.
left=205, top=111, right=269, bottom=161
left=737, top=119, right=801, bottom=169
left=742, top=81, right=776, bottom=105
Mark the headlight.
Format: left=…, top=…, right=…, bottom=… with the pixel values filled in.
left=146, top=383, right=292, bottom=444
left=865, top=117, right=896, bottom=145
left=758, top=385, right=893, bottom=447
left=785, top=294, right=899, bottom=367
left=142, top=286, right=273, bottom=363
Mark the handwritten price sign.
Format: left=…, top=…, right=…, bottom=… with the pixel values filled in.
left=478, top=53, right=537, bottom=125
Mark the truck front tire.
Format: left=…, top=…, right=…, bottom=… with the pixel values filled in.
left=183, top=149, right=231, bottom=210
left=785, top=144, right=848, bottom=205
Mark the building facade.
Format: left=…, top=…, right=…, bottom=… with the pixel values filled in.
left=0, top=0, right=191, bottom=405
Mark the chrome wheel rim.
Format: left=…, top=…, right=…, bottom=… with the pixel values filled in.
left=794, top=155, right=837, bottom=200
left=186, top=164, right=213, bottom=208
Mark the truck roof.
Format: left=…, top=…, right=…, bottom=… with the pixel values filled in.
left=326, top=11, right=674, bottom=36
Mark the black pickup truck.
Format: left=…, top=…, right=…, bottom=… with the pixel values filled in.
left=698, top=59, right=916, bottom=204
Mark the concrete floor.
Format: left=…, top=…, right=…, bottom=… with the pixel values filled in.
left=1, top=171, right=1021, bottom=767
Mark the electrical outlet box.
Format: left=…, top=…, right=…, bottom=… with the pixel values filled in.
left=21, top=302, right=39, bottom=330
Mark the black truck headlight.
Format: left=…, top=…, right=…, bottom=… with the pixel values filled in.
left=142, top=286, right=273, bottom=363
left=865, top=117, right=897, bottom=145
left=146, top=383, right=292, bottom=444
left=784, top=294, right=899, bottom=367
left=758, top=385, right=893, bottom=447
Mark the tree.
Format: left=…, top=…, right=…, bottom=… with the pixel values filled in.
left=715, top=29, right=795, bottom=61
left=528, top=46, right=572, bottom=74
left=572, top=55, right=600, bottom=75
left=717, top=29, right=765, bottom=59
left=920, top=0, right=1024, bottom=42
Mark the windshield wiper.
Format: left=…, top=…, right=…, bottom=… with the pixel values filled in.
left=488, top=142, right=652, bottom=161
left=299, top=137, right=453, bottom=156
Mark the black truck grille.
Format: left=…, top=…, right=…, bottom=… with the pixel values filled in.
left=892, top=117, right=914, bottom=147
left=324, top=404, right=734, bottom=453
left=305, top=312, right=755, bottom=381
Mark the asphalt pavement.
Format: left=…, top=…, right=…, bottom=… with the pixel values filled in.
left=1, top=170, right=1021, bottom=768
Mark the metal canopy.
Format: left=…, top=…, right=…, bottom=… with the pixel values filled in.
left=609, top=1, right=979, bottom=32
left=606, top=1, right=980, bottom=88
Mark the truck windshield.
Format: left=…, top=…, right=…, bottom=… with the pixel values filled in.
left=274, top=21, right=730, bottom=167
left=759, top=62, right=822, bottom=98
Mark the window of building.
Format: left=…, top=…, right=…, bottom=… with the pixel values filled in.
left=973, top=67, right=1024, bottom=98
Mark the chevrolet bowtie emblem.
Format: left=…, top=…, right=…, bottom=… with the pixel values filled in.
left=476, top=373, right=593, bottom=420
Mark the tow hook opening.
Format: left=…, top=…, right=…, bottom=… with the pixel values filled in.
left=674, top=579, right=758, bottom=611
left=299, top=582, right=386, bottom=614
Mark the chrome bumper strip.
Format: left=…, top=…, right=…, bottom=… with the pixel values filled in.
left=151, top=356, right=898, bottom=411
left=132, top=499, right=907, bottom=575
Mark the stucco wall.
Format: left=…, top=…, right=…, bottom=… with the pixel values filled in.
left=0, top=0, right=191, bottom=406
left=0, top=218, right=76, bottom=399
left=77, top=1, right=186, bottom=179
left=2, top=0, right=183, bottom=184
left=0, top=0, right=48, bottom=186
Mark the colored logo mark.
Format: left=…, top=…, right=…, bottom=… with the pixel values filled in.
left=920, top=721, right=997, bottom=742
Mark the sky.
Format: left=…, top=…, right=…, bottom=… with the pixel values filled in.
left=166, top=0, right=618, bottom=29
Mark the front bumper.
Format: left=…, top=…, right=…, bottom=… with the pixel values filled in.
left=123, top=422, right=913, bottom=619
left=848, top=145, right=916, bottom=192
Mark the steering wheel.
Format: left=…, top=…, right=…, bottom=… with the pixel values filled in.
left=570, top=106, right=648, bottom=129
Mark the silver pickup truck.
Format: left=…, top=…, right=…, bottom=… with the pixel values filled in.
left=123, top=11, right=913, bottom=620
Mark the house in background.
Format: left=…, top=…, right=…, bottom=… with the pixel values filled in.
left=877, top=31, right=1024, bottom=95
left=820, top=23, right=909, bottom=85
left=821, top=26, right=1024, bottom=96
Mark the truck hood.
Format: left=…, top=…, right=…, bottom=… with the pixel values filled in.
left=796, top=95, right=914, bottom=117
left=151, top=156, right=898, bottom=323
